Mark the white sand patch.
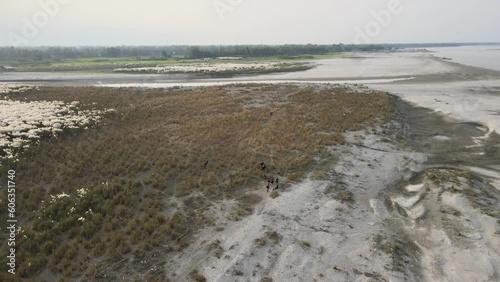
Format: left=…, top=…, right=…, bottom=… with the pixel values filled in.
left=466, top=125, right=494, bottom=149
left=392, top=194, right=423, bottom=209
left=466, top=166, right=500, bottom=179
left=371, top=79, right=500, bottom=134
left=170, top=180, right=393, bottom=282
left=216, top=57, right=243, bottom=60
left=391, top=188, right=427, bottom=221
left=96, top=77, right=413, bottom=89
left=405, top=183, right=424, bottom=193
left=433, top=135, right=450, bottom=141
left=238, top=53, right=458, bottom=80
left=369, top=198, right=390, bottom=220
left=419, top=240, right=497, bottom=282
left=419, top=191, right=500, bottom=281
left=395, top=170, right=500, bottom=282
left=406, top=204, right=426, bottom=220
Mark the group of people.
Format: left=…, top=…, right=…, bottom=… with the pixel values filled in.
left=260, top=162, right=279, bottom=192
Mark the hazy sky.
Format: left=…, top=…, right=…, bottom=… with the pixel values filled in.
left=1, top=0, right=499, bottom=46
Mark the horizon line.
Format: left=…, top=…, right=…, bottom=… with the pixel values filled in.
left=1, top=42, right=500, bottom=48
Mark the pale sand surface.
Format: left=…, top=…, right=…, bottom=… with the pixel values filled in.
left=371, top=79, right=500, bottom=134
left=167, top=131, right=429, bottom=282
left=167, top=102, right=500, bottom=281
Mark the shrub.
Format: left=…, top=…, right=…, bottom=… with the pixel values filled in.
left=300, top=240, right=311, bottom=248
left=189, top=269, right=207, bottom=282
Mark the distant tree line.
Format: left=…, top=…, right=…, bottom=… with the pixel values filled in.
left=0, top=44, right=387, bottom=61
left=0, top=46, right=187, bottom=62
left=1, top=43, right=497, bottom=62
left=185, top=44, right=346, bottom=59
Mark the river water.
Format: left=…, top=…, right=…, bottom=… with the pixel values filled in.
left=429, top=45, right=500, bottom=72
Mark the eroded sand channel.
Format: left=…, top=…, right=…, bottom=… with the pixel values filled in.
left=387, top=101, right=500, bottom=282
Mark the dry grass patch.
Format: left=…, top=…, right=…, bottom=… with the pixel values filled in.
left=269, top=191, right=280, bottom=198
left=0, top=84, right=394, bottom=281
left=207, top=239, right=224, bottom=259
left=189, top=269, right=207, bottom=282
left=255, top=230, right=281, bottom=247
left=299, top=240, right=312, bottom=248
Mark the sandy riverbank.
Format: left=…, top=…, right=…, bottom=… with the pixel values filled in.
left=161, top=53, right=500, bottom=281
left=1, top=51, right=499, bottom=281
left=166, top=91, right=500, bottom=282
left=2, top=51, right=499, bottom=87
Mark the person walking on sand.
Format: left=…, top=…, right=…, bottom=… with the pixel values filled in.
left=266, top=182, right=270, bottom=192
